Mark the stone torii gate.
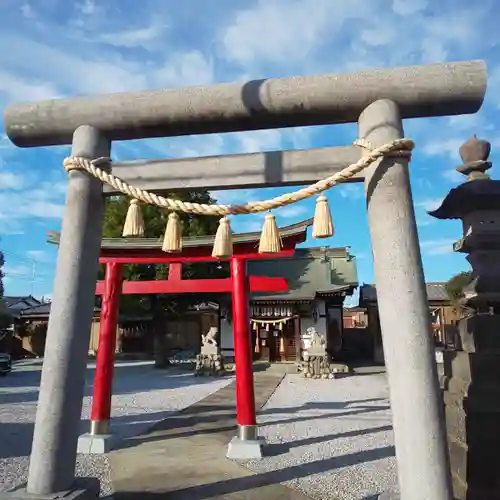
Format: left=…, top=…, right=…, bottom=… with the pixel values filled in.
left=2, top=60, right=487, bottom=500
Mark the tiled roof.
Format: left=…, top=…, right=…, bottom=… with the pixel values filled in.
left=359, top=282, right=450, bottom=304
left=4, top=296, right=41, bottom=308
left=48, top=218, right=314, bottom=250
left=20, top=303, right=101, bottom=318
left=249, top=247, right=358, bottom=302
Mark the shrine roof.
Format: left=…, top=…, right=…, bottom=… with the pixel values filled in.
left=249, top=247, right=358, bottom=302
left=359, top=282, right=450, bottom=305
left=99, top=218, right=313, bottom=250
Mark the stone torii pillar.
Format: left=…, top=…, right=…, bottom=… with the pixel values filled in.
left=26, top=126, right=109, bottom=498
left=359, top=100, right=453, bottom=500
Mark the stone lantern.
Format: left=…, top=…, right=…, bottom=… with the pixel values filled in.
left=429, top=135, right=500, bottom=500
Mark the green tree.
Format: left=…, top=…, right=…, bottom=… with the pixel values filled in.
left=445, top=270, right=473, bottom=314
left=101, top=193, right=229, bottom=366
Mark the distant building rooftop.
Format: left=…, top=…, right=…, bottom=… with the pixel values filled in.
left=359, top=282, right=450, bottom=305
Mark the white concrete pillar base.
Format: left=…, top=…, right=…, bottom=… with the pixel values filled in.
left=226, top=436, right=265, bottom=460
left=77, top=433, right=119, bottom=454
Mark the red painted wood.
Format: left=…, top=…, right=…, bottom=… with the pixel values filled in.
left=168, top=262, right=182, bottom=281
left=95, top=275, right=288, bottom=295
left=230, top=257, right=257, bottom=427
left=99, top=249, right=295, bottom=264
left=91, top=262, right=122, bottom=423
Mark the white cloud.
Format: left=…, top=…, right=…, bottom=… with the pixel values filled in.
left=422, top=138, right=464, bottom=161
left=442, top=169, right=463, bottom=184
left=211, top=188, right=258, bottom=207
left=3, top=263, right=32, bottom=276
left=420, top=239, right=455, bottom=255
left=0, top=171, right=24, bottom=189
left=238, top=218, right=264, bottom=233
left=20, top=3, right=35, bottom=19
left=76, top=0, right=98, bottom=16
left=235, top=129, right=284, bottom=154
left=0, top=70, right=59, bottom=102
left=273, top=204, right=309, bottom=219
left=392, top=0, right=428, bottom=16
left=91, top=21, right=169, bottom=49
left=339, top=184, right=364, bottom=200
left=26, top=250, right=47, bottom=261
left=416, top=198, right=443, bottom=212
left=0, top=174, right=66, bottom=234
left=221, top=0, right=374, bottom=68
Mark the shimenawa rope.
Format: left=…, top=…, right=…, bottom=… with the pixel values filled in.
left=63, top=138, right=414, bottom=216
left=62, top=137, right=414, bottom=256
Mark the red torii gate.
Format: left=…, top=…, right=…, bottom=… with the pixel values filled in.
left=78, top=218, right=311, bottom=451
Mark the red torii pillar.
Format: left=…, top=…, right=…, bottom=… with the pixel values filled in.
left=78, top=253, right=290, bottom=454
left=90, top=262, right=122, bottom=436
left=226, top=256, right=264, bottom=459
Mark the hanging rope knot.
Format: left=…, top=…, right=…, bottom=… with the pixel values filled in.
left=63, top=156, right=112, bottom=173
left=353, top=138, right=413, bottom=159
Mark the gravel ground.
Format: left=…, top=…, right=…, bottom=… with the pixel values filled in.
left=0, top=359, right=234, bottom=496
left=245, top=373, right=398, bottom=500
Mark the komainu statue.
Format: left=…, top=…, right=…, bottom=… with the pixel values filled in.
left=301, top=326, right=334, bottom=379
left=201, top=326, right=218, bottom=348
left=195, top=326, right=224, bottom=377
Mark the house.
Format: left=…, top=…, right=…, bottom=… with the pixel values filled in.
left=220, top=246, right=358, bottom=362
left=12, top=302, right=101, bottom=358
left=343, top=307, right=368, bottom=328
left=359, top=282, right=459, bottom=363
left=12, top=300, right=219, bottom=360
left=5, top=295, right=42, bottom=316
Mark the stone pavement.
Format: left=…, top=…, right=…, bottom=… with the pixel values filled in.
left=107, top=371, right=313, bottom=499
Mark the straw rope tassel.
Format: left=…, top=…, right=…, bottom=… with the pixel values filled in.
left=258, top=212, right=282, bottom=253
left=312, top=194, right=334, bottom=239
left=212, top=217, right=233, bottom=259
left=162, top=212, right=182, bottom=253
left=255, top=330, right=260, bottom=354
left=122, top=199, right=145, bottom=237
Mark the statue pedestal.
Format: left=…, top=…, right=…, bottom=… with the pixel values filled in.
left=301, top=327, right=336, bottom=379
left=195, top=346, right=225, bottom=377
left=302, top=350, right=334, bottom=379
left=195, top=327, right=225, bottom=377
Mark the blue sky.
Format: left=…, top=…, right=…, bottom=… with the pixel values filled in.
left=0, top=0, right=499, bottom=305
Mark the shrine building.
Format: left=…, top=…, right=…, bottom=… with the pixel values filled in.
left=36, top=218, right=358, bottom=364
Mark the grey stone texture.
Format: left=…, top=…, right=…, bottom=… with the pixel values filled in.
left=4, top=60, right=485, bottom=147
left=431, top=136, right=500, bottom=499
left=0, top=478, right=99, bottom=500
left=195, top=353, right=225, bottom=377
left=359, top=100, right=453, bottom=500
left=25, top=126, right=111, bottom=495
